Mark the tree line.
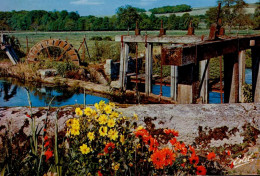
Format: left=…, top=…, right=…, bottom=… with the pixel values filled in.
left=0, top=6, right=200, bottom=31
left=0, top=2, right=259, bottom=32
left=149, top=4, right=192, bottom=14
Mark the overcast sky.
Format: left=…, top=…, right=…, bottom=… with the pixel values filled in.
left=0, top=0, right=258, bottom=16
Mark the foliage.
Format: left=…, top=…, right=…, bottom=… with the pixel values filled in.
left=149, top=4, right=192, bottom=14
left=116, top=5, right=140, bottom=30
left=242, top=84, right=253, bottom=103
left=55, top=62, right=79, bottom=77
left=253, top=2, right=260, bottom=29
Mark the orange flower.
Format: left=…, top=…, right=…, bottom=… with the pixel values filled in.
left=174, top=142, right=187, bottom=155
left=149, top=137, right=159, bottom=152
left=227, top=150, right=231, bottom=156
left=207, top=152, right=216, bottom=160
left=196, top=165, right=207, bottom=175
left=45, top=149, right=53, bottom=162
left=151, top=150, right=165, bottom=169
left=44, top=128, right=47, bottom=132
left=189, top=154, right=199, bottom=165
left=135, top=129, right=151, bottom=144
left=163, top=129, right=179, bottom=137
left=26, top=114, right=31, bottom=118
left=162, top=148, right=175, bottom=166
left=104, top=142, right=115, bottom=154
left=169, top=138, right=177, bottom=145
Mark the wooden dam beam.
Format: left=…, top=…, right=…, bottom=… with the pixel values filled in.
left=162, top=35, right=260, bottom=66
left=145, top=43, right=153, bottom=95
left=115, top=35, right=203, bottom=44
left=238, top=50, right=246, bottom=102
left=252, top=46, right=260, bottom=102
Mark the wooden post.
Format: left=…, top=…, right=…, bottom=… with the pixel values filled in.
left=145, top=43, right=153, bottom=95
left=119, top=42, right=129, bottom=91
left=170, top=66, right=178, bottom=101
left=224, top=53, right=239, bottom=103
left=238, top=50, right=246, bottom=102
left=252, top=46, right=260, bottom=102
left=177, top=63, right=199, bottom=103
left=200, top=60, right=209, bottom=103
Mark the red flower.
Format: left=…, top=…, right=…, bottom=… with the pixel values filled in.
left=181, top=163, right=185, bottom=168
left=227, top=150, right=231, bottom=156
left=171, top=130, right=179, bottom=137
left=207, top=152, right=216, bottom=160
left=149, top=137, right=159, bottom=152
left=169, top=138, right=177, bottom=145
left=189, top=145, right=196, bottom=155
left=44, top=141, right=50, bottom=147
left=44, top=128, right=47, bottom=132
left=174, top=142, right=187, bottom=155
left=98, top=153, right=104, bottom=156
left=196, top=165, right=207, bottom=175
left=189, top=154, right=199, bottom=165
left=162, top=148, right=175, bottom=166
left=44, top=136, right=48, bottom=141
left=151, top=150, right=165, bottom=169
left=26, top=114, right=31, bottom=118
left=98, top=170, right=103, bottom=176
left=230, top=162, right=234, bottom=169
left=104, top=142, right=115, bottom=154
left=45, top=149, right=53, bottom=162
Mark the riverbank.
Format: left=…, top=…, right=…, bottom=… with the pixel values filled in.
left=0, top=61, right=176, bottom=104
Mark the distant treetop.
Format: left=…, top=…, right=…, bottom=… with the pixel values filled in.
left=149, top=4, right=192, bottom=14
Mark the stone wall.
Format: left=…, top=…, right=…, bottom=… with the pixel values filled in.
left=0, top=103, right=259, bottom=147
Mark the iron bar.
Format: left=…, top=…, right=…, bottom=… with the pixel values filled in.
left=219, top=56, right=223, bottom=104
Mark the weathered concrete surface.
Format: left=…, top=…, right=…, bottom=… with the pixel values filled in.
left=0, top=103, right=259, bottom=148
left=119, top=103, right=260, bottom=146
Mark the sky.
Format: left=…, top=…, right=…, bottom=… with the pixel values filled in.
left=0, top=0, right=258, bottom=16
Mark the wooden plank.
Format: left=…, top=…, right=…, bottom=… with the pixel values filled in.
left=115, top=35, right=203, bottom=44
left=238, top=50, right=245, bottom=102
left=145, top=43, right=153, bottom=95
left=177, top=84, right=192, bottom=104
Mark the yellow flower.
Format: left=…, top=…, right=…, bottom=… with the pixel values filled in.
left=98, top=114, right=108, bottom=125
left=94, top=103, right=99, bottom=111
left=109, top=102, right=115, bottom=108
left=91, top=109, right=98, bottom=118
left=87, top=132, right=95, bottom=141
left=80, top=144, right=91, bottom=154
left=108, top=129, right=118, bottom=141
left=112, top=163, right=120, bottom=171
left=66, top=119, right=73, bottom=127
left=75, top=108, right=83, bottom=116
left=99, top=126, right=107, bottom=137
left=104, top=105, right=112, bottom=114
left=107, top=119, right=115, bottom=128
left=133, top=113, right=138, bottom=120
left=110, top=111, right=119, bottom=119
left=120, top=135, right=125, bottom=144
left=136, top=126, right=144, bottom=131
left=71, top=128, right=80, bottom=136
left=71, top=118, right=80, bottom=130
left=99, top=100, right=105, bottom=111
left=84, top=107, right=93, bottom=116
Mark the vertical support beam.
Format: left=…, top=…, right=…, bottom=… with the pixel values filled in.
left=252, top=46, right=260, bottom=102
left=224, top=53, right=239, bottom=103
left=119, top=42, right=129, bottom=91
left=238, top=50, right=246, bottom=102
left=170, top=66, right=178, bottom=101
left=145, top=43, right=153, bottom=95
left=200, top=60, right=209, bottom=103
left=177, top=63, right=199, bottom=104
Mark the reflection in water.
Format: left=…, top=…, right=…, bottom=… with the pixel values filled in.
left=0, top=79, right=109, bottom=107
left=0, top=81, right=18, bottom=101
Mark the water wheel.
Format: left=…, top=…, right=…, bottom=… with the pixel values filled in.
left=27, top=39, right=80, bottom=66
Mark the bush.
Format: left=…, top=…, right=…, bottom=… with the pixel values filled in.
left=90, top=36, right=103, bottom=41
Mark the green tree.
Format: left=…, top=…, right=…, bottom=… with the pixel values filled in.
left=116, top=5, right=139, bottom=32
left=253, top=1, right=260, bottom=29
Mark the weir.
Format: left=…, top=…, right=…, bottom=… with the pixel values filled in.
left=115, top=28, right=260, bottom=104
